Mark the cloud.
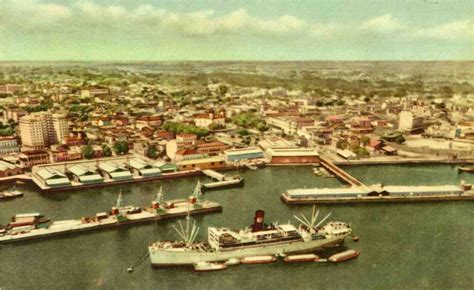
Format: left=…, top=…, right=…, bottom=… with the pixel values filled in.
left=408, top=20, right=474, bottom=40
left=0, top=0, right=471, bottom=43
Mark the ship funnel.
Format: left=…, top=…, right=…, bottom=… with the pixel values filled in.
left=251, top=210, right=265, bottom=232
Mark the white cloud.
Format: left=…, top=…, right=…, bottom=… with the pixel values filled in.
left=360, top=14, right=405, bottom=33
left=0, top=1, right=471, bottom=42
left=408, top=20, right=474, bottom=40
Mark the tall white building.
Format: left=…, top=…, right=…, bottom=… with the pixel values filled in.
left=52, top=113, right=69, bottom=144
left=399, top=111, right=424, bottom=133
left=19, top=112, right=68, bottom=149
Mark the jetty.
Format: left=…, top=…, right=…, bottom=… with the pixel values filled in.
left=319, top=157, right=364, bottom=186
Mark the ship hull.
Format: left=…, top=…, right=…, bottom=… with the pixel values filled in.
left=149, top=237, right=343, bottom=266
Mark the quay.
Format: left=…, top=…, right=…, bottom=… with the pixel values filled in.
left=281, top=184, right=474, bottom=204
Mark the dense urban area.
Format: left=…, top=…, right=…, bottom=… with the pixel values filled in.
left=0, top=61, right=473, bottom=190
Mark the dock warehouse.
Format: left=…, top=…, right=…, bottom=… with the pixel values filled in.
left=382, top=185, right=463, bottom=196
left=285, top=186, right=372, bottom=199
left=67, top=165, right=103, bottom=184
left=128, top=159, right=161, bottom=177
left=177, top=157, right=226, bottom=171
left=153, top=160, right=178, bottom=173
left=223, top=147, right=264, bottom=162
left=267, top=148, right=319, bottom=164
left=35, top=167, right=71, bottom=188
left=97, top=161, right=133, bottom=181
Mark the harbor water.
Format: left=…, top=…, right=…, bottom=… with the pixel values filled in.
left=1, top=165, right=473, bottom=289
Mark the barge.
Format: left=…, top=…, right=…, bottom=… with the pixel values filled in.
left=282, top=184, right=474, bottom=204
left=0, top=183, right=221, bottom=243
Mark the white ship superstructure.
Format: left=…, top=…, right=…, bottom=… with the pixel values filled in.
left=149, top=207, right=352, bottom=266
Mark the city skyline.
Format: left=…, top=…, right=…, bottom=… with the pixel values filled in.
left=0, top=0, right=473, bottom=61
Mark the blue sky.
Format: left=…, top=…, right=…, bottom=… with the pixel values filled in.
left=0, top=0, right=472, bottom=60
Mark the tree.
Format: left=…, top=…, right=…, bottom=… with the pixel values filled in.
left=147, top=145, right=159, bottom=159
left=360, top=136, right=370, bottom=146
left=102, top=144, right=112, bottom=157
left=114, top=141, right=129, bottom=155
left=395, top=135, right=406, bottom=144
left=82, top=145, right=94, bottom=159
left=336, top=139, right=348, bottom=149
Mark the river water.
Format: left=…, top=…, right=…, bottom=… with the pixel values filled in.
left=1, top=165, right=473, bottom=289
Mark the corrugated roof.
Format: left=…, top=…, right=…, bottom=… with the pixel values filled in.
left=37, top=168, right=66, bottom=180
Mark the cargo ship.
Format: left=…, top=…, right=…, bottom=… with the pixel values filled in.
left=148, top=207, right=353, bottom=266
left=0, top=182, right=221, bottom=243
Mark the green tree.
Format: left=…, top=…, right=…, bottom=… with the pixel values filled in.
left=336, top=139, right=348, bottom=149
left=102, top=144, right=112, bottom=157
left=147, top=145, right=159, bottom=159
left=395, top=135, right=406, bottom=144
left=360, top=136, right=370, bottom=146
left=113, top=141, right=129, bottom=155
left=82, top=145, right=94, bottom=159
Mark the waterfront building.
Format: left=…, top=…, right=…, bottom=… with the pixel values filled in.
left=166, top=133, right=198, bottom=161
left=223, top=147, right=264, bottom=162
left=97, top=161, right=133, bottom=181
left=128, top=159, right=162, bottom=177
left=266, top=148, right=319, bottom=164
left=67, top=165, right=104, bottom=184
left=0, top=136, right=20, bottom=155
left=153, top=160, right=178, bottom=173
left=176, top=157, right=226, bottom=171
left=35, top=167, right=71, bottom=188
left=0, top=160, right=23, bottom=177
left=18, top=150, right=50, bottom=169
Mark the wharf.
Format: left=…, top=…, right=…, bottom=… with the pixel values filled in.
left=282, top=193, right=474, bottom=204
left=0, top=200, right=222, bottom=244
left=281, top=184, right=474, bottom=204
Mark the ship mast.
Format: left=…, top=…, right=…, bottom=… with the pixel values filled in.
left=155, top=186, right=164, bottom=204
left=116, top=191, right=124, bottom=208
left=172, top=203, right=200, bottom=247
left=192, top=180, right=202, bottom=202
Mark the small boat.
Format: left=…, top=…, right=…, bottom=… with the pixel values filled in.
left=328, top=250, right=360, bottom=263
left=193, top=262, right=227, bottom=272
left=458, top=167, right=474, bottom=173
left=0, top=190, right=24, bottom=201
left=225, top=258, right=241, bottom=265
left=240, top=255, right=277, bottom=264
left=284, top=253, right=319, bottom=263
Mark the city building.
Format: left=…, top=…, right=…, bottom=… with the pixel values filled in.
left=67, top=165, right=104, bottom=184
left=35, top=167, right=71, bottom=188
left=19, top=112, right=62, bottom=149
left=266, top=148, right=320, bottom=164
left=2, top=108, right=28, bottom=122
left=399, top=111, right=424, bottom=134
left=0, top=160, right=23, bottom=177
left=128, top=159, right=162, bottom=177
left=0, top=136, right=20, bottom=155
left=223, top=147, right=264, bottom=162
left=176, top=157, right=226, bottom=171
left=194, top=109, right=226, bottom=128
left=52, top=113, right=69, bottom=144
left=196, top=142, right=229, bottom=157
left=80, top=86, right=110, bottom=98
left=19, top=150, right=50, bottom=169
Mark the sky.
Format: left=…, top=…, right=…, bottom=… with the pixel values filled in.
left=0, top=0, right=472, bottom=61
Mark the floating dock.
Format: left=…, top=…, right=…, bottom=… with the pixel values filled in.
left=202, top=170, right=226, bottom=181
left=282, top=184, right=474, bottom=204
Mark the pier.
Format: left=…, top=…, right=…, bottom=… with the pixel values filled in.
left=319, top=157, right=364, bottom=186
